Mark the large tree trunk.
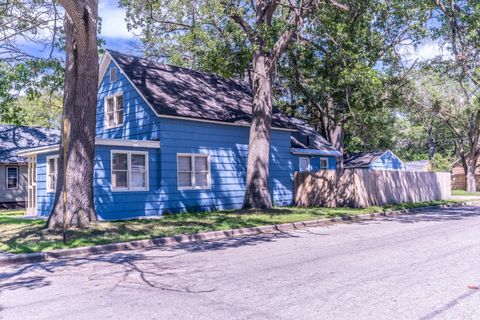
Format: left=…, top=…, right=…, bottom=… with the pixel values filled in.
left=321, top=93, right=345, bottom=154
left=243, top=53, right=274, bottom=209
left=465, top=159, right=477, bottom=193
left=47, top=0, right=99, bottom=229
left=325, top=122, right=345, bottom=154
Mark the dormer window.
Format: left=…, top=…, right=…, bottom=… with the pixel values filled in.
left=110, top=68, right=117, bottom=82
left=105, top=93, right=124, bottom=128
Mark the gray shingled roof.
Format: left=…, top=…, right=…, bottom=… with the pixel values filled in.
left=108, top=50, right=296, bottom=129
left=0, top=125, right=60, bottom=163
left=343, top=151, right=385, bottom=168
left=289, top=118, right=340, bottom=153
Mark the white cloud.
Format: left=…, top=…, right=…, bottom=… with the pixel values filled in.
left=98, top=0, right=135, bottom=39
left=402, top=41, right=451, bottom=62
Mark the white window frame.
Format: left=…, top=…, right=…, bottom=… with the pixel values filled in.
left=46, top=155, right=58, bottom=193
left=110, top=68, right=117, bottom=82
left=6, top=166, right=19, bottom=190
left=177, top=153, right=211, bottom=190
left=320, top=157, right=329, bottom=170
left=104, top=92, right=124, bottom=129
left=111, top=150, right=149, bottom=192
left=299, top=157, right=310, bottom=172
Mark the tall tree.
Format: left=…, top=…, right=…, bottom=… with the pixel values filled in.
left=0, top=60, right=64, bottom=125
left=47, top=0, right=99, bottom=228
left=277, top=0, right=430, bottom=152
left=229, top=0, right=348, bottom=209
left=395, top=70, right=455, bottom=162
left=122, top=0, right=349, bottom=209
left=429, top=0, right=480, bottom=191
left=0, top=0, right=64, bottom=124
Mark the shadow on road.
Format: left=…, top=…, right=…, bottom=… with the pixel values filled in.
left=0, top=231, right=296, bottom=293
left=385, top=206, right=480, bottom=224
left=1, top=206, right=479, bottom=295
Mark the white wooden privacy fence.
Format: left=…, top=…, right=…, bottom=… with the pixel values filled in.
left=294, top=170, right=452, bottom=208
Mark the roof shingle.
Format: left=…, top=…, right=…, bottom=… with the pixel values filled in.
left=0, top=125, right=60, bottom=163
left=289, top=117, right=339, bottom=153
left=343, top=151, right=385, bottom=168
left=108, top=50, right=296, bottom=130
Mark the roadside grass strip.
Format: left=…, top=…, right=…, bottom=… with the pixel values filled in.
left=0, top=200, right=459, bottom=254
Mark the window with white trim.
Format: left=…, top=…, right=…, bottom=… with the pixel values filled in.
left=177, top=154, right=210, bottom=189
left=110, top=68, right=117, bottom=82
left=299, top=157, right=310, bottom=172
left=105, top=94, right=124, bottom=128
left=6, top=166, right=18, bottom=189
left=111, top=151, right=148, bottom=191
left=46, top=156, right=58, bottom=192
left=320, top=158, right=329, bottom=169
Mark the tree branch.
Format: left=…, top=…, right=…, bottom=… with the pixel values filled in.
left=230, top=12, right=255, bottom=44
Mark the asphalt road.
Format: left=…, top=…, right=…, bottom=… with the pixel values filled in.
left=1, top=206, right=480, bottom=320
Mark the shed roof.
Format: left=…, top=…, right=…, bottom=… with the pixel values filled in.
left=107, top=50, right=296, bottom=130
left=343, top=151, right=386, bottom=168
left=0, top=125, right=60, bottom=163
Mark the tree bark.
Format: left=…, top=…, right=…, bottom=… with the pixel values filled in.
left=47, top=0, right=98, bottom=229
left=325, top=121, right=345, bottom=154
left=428, top=126, right=436, bottom=160
left=465, top=158, right=478, bottom=192
left=465, top=164, right=477, bottom=192
left=243, top=53, right=274, bottom=209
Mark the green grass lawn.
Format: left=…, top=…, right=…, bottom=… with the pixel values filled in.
left=0, top=200, right=458, bottom=254
left=452, top=189, right=480, bottom=197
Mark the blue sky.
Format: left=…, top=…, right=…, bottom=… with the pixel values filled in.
left=97, top=1, right=140, bottom=52
left=20, top=0, right=441, bottom=63
left=20, top=0, right=140, bottom=60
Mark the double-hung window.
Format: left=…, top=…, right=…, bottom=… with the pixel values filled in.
left=111, top=151, right=148, bottom=191
left=177, top=154, right=210, bottom=189
left=320, top=158, right=329, bottom=170
left=299, top=157, right=310, bottom=172
left=110, top=68, right=117, bottom=82
left=105, top=93, right=124, bottom=128
left=6, top=166, right=19, bottom=189
left=46, top=156, right=58, bottom=192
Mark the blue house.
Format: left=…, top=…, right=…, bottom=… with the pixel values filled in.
left=18, top=50, right=341, bottom=220
left=343, top=150, right=406, bottom=171
left=0, top=125, right=59, bottom=210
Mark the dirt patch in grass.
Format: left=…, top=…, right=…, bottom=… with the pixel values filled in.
left=0, top=200, right=459, bottom=254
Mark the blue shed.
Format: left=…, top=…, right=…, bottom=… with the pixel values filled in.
left=17, top=50, right=342, bottom=220
left=343, top=150, right=406, bottom=171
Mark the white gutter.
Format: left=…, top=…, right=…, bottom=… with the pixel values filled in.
left=16, top=138, right=161, bottom=157
left=16, top=145, right=58, bottom=157
left=290, top=148, right=342, bottom=157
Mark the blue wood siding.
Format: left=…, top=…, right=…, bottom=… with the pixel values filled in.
left=306, top=156, right=336, bottom=171
left=370, top=151, right=406, bottom=171
left=36, top=146, right=160, bottom=219
left=93, top=145, right=161, bottom=220
left=36, top=152, right=57, bottom=216
left=157, top=117, right=298, bottom=213
left=34, top=60, right=338, bottom=219
left=96, top=61, right=161, bottom=140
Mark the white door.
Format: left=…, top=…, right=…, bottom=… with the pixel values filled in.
left=299, top=157, right=310, bottom=172
left=26, top=155, right=37, bottom=215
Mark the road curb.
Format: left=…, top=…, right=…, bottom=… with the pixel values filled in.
left=1, top=201, right=478, bottom=267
